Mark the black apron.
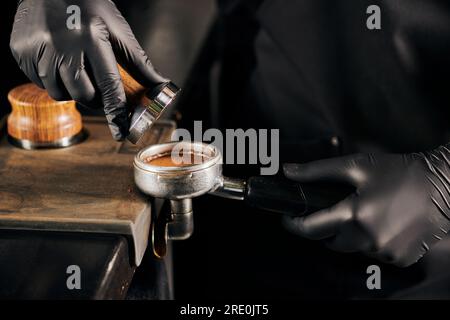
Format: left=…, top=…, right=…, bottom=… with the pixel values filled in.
left=221, top=0, right=450, bottom=153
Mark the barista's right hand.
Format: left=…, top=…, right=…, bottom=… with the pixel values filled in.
left=10, top=0, right=168, bottom=140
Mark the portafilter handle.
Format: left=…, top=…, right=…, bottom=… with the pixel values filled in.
left=211, top=176, right=354, bottom=216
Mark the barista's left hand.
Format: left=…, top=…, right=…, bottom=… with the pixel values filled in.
left=283, top=146, right=450, bottom=267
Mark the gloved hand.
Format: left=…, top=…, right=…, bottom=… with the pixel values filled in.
left=10, top=0, right=168, bottom=140
left=283, top=144, right=450, bottom=267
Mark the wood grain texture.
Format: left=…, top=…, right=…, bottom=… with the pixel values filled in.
left=7, top=84, right=82, bottom=142
left=118, top=65, right=152, bottom=108
left=0, top=117, right=175, bottom=266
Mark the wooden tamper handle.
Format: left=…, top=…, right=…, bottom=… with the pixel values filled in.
left=118, top=65, right=152, bottom=109
left=7, top=84, right=84, bottom=149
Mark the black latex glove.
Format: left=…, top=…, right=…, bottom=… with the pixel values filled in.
left=10, top=0, right=168, bottom=140
left=283, top=144, right=450, bottom=267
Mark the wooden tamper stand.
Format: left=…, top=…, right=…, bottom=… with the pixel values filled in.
left=7, top=84, right=85, bottom=150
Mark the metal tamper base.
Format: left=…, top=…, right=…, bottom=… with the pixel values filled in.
left=127, top=82, right=180, bottom=144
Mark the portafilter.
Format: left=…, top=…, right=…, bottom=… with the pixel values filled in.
left=134, top=141, right=351, bottom=258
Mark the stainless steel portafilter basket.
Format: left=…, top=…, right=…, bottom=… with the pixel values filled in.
left=135, top=142, right=224, bottom=200
left=134, top=142, right=351, bottom=258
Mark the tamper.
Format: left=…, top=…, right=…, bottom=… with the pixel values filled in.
left=119, top=65, right=181, bottom=144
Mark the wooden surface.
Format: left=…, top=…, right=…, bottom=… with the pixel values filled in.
left=7, top=84, right=82, bottom=142
left=0, top=116, right=175, bottom=266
